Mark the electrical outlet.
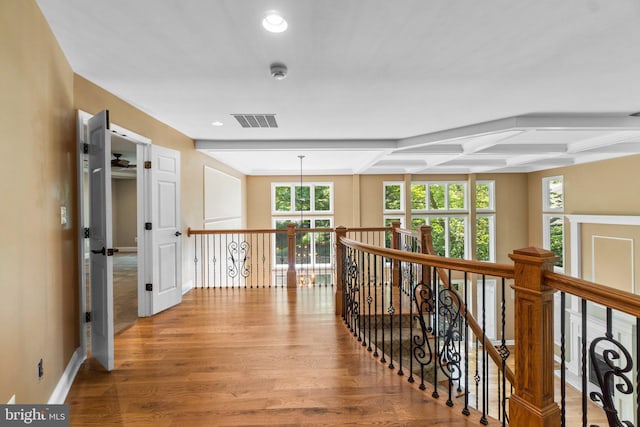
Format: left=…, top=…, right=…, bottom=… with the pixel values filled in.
left=37, top=359, right=43, bottom=380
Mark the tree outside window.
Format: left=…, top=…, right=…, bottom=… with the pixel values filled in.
left=542, top=176, right=564, bottom=269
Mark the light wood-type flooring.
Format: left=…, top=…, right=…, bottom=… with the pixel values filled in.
left=67, top=286, right=500, bottom=426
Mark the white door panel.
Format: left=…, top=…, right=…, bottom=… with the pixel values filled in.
left=144, top=145, right=182, bottom=315
left=88, top=110, right=114, bottom=371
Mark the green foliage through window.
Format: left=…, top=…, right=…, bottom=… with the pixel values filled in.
left=385, top=184, right=402, bottom=211
left=275, top=186, right=291, bottom=211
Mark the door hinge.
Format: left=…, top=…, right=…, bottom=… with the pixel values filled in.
left=145, top=283, right=153, bottom=292
left=84, top=228, right=90, bottom=238
left=85, top=312, right=91, bottom=323
left=144, top=161, right=152, bottom=169
left=145, top=222, right=152, bottom=230
left=83, top=143, right=89, bottom=154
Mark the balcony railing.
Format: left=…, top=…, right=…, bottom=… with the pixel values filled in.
left=188, top=223, right=640, bottom=426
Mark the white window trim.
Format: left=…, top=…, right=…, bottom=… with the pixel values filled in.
left=542, top=176, right=564, bottom=212
left=383, top=181, right=405, bottom=214
left=476, top=180, right=495, bottom=212
left=272, top=182, right=334, bottom=215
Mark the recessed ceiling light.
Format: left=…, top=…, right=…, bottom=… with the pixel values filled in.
left=211, top=121, right=224, bottom=127
left=262, top=12, right=288, bottom=33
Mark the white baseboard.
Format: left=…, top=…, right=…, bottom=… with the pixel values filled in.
left=48, top=347, right=85, bottom=404
left=182, top=280, right=193, bottom=295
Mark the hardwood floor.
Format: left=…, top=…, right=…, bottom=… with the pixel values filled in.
left=67, top=286, right=499, bottom=426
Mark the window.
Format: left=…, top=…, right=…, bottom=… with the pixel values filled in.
left=383, top=182, right=404, bottom=213
left=476, top=181, right=495, bottom=262
left=273, top=217, right=334, bottom=267
left=272, top=182, right=334, bottom=270
left=542, top=176, right=564, bottom=269
left=272, top=182, right=333, bottom=214
left=411, top=182, right=467, bottom=212
left=410, top=181, right=468, bottom=258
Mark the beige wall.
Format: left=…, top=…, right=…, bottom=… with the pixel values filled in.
left=73, top=75, right=246, bottom=289
left=246, top=175, right=355, bottom=228
left=0, top=0, right=77, bottom=404
left=112, top=178, right=137, bottom=248
left=528, top=154, right=640, bottom=276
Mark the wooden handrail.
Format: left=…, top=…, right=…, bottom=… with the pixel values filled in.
left=188, top=226, right=390, bottom=237
left=545, top=271, right=640, bottom=318
left=340, top=237, right=515, bottom=278
left=187, top=227, right=288, bottom=236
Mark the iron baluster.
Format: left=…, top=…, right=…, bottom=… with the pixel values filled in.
left=413, top=280, right=434, bottom=391
left=408, top=261, right=415, bottom=384
left=437, top=270, right=462, bottom=408
left=499, top=277, right=510, bottom=426
left=398, top=259, right=404, bottom=377
left=380, top=258, right=386, bottom=365
left=462, top=271, right=470, bottom=416
left=589, top=335, right=634, bottom=427
left=480, top=274, right=488, bottom=425
left=367, top=253, right=372, bottom=352
left=388, top=258, right=395, bottom=371
left=433, top=265, right=439, bottom=399
left=373, top=254, right=379, bottom=358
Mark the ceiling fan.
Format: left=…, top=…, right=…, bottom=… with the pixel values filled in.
left=111, top=153, right=136, bottom=169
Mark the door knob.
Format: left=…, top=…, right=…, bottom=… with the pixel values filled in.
left=175, top=231, right=182, bottom=237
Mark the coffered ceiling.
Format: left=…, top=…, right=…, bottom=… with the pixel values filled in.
left=37, top=0, right=640, bottom=175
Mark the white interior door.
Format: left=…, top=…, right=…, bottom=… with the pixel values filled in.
left=88, top=110, right=114, bottom=371
left=144, top=145, right=182, bottom=315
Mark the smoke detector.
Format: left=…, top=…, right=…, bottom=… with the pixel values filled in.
left=270, top=63, right=288, bottom=80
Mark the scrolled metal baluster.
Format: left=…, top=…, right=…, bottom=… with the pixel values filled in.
left=462, top=272, right=470, bottom=417
left=589, top=336, right=635, bottom=427
left=408, top=262, right=415, bottom=384
left=366, top=253, right=372, bottom=352
left=438, top=283, right=463, bottom=407
left=413, top=281, right=434, bottom=391
left=373, top=254, right=379, bottom=359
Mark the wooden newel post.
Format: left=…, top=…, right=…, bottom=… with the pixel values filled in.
left=509, top=247, right=561, bottom=427
left=335, top=226, right=347, bottom=316
left=287, top=222, right=297, bottom=288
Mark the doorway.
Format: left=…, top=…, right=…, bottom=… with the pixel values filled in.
left=77, top=109, right=183, bottom=371
left=110, top=136, right=138, bottom=333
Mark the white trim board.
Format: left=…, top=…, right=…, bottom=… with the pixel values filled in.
left=566, top=215, right=640, bottom=279
left=48, top=347, right=85, bottom=404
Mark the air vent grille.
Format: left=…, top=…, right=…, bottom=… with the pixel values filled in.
left=232, top=114, right=278, bottom=128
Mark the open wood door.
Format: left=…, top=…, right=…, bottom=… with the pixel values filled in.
left=142, top=145, right=182, bottom=315
left=88, top=110, right=114, bottom=371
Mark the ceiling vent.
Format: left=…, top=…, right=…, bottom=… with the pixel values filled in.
left=232, top=114, right=278, bottom=128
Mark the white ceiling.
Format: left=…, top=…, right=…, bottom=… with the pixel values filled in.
left=37, top=0, right=640, bottom=175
